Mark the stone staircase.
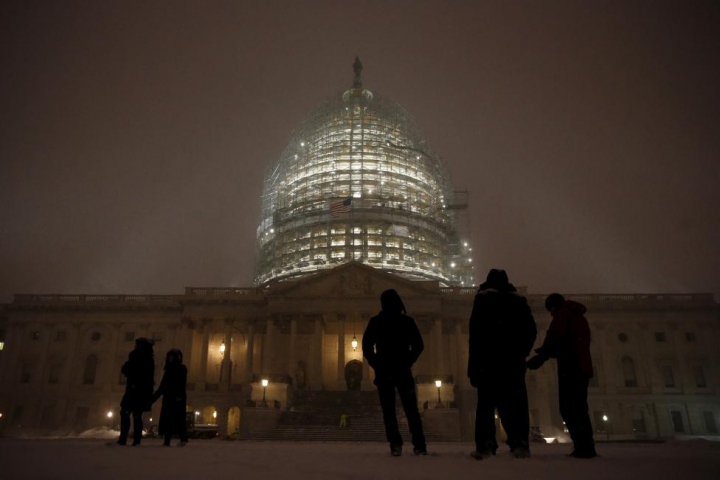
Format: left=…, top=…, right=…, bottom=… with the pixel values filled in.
left=241, top=391, right=456, bottom=442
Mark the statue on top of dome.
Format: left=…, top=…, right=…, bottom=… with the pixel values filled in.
left=353, top=56, right=363, bottom=88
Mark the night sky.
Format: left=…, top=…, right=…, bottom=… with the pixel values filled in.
left=1, top=1, right=718, bottom=302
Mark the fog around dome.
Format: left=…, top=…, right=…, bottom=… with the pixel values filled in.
left=255, top=62, right=473, bottom=286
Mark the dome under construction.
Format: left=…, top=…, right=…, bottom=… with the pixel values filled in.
left=255, top=58, right=473, bottom=286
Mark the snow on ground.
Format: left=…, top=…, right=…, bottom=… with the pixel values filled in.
left=0, top=439, right=718, bottom=480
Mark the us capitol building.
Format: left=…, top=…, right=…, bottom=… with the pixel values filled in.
left=0, top=60, right=718, bottom=442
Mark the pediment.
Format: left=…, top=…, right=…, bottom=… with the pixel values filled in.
left=268, top=262, right=438, bottom=299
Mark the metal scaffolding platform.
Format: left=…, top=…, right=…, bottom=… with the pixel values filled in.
left=255, top=59, right=474, bottom=286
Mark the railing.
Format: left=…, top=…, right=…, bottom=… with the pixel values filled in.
left=562, top=293, right=715, bottom=304
left=185, top=287, right=260, bottom=296
left=14, top=294, right=181, bottom=304
left=439, top=287, right=476, bottom=295
left=439, top=290, right=715, bottom=304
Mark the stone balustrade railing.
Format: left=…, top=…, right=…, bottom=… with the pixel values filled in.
left=439, top=289, right=715, bottom=305
left=13, top=294, right=181, bottom=304
left=185, top=287, right=260, bottom=296
left=13, top=290, right=714, bottom=306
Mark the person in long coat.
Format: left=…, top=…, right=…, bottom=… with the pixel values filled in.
left=363, top=289, right=427, bottom=456
left=468, top=269, right=537, bottom=459
left=118, top=337, right=155, bottom=446
left=152, top=349, right=188, bottom=447
left=527, top=294, right=596, bottom=458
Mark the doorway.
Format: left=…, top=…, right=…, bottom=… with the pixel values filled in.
left=344, top=360, right=363, bottom=390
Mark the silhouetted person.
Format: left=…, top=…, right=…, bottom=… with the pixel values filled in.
left=363, top=289, right=427, bottom=456
left=152, top=349, right=188, bottom=447
left=117, top=337, right=155, bottom=446
left=527, top=294, right=596, bottom=458
left=468, top=269, right=537, bottom=459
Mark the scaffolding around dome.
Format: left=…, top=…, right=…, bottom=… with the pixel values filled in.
left=255, top=60, right=474, bottom=286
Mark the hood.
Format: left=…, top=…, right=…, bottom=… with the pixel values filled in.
left=478, top=268, right=517, bottom=293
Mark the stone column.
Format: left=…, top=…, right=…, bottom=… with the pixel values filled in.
left=262, top=317, right=275, bottom=376
left=454, top=322, right=466, bottom=387
left=244, top=321, right=255, bottom=384
left=60, top=323, right=83, bottom=427
left=288, top=318, right=298, bottom=378
left=220, top=323, right=232, bottom=391
left=101, top=324, right=122, bottom=393
left=597, top=325, right=616, bottom=394
left=32, top=324, right=53, bottom=389
left=311, top=317, right=325, bottom=389
left=434, top=316, right=445, bottom=376
left=32, top=324, right=54, bottom=428
left=0, top=323, right=23, bottom=386
left=198, top=321, right=210, bottom=390
left=670, top=324, right=690, bottom=393
left=179, top=319, right=193, bottom=367
left=337, top=314, right=346, bottom=390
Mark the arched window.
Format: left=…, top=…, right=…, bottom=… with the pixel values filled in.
left=621, top=356, right=637, bottom=388
left=82, top=354, right=98, bottom=385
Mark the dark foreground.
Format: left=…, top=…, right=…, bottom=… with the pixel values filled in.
left=0, top=438, right=718, bottom=480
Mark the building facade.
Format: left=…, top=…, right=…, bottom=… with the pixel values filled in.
left=0, top=262, right=718, bottom=440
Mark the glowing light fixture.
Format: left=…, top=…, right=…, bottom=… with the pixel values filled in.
left=106, top=411, right=113, bottom=418
left=351, top=335, right=358, bottom=351
left=219, top=342, right=226, bottom=353
left=602, top=415, right=608, bottom=422
left=435, top=380, right=443, bottom=407
left=261, top=379, right=269, bottom=404
left=212, top=411, right=217, bottom=419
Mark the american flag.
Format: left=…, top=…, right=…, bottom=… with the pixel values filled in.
left=330, top=197, right=352, bottom=217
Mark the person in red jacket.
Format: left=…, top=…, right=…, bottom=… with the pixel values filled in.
left=527, top=294, right=596, bottom=458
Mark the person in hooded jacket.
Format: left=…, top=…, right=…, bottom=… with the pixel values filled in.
left=527, top=294, right=596, bottom=458
left=468, top=269, right=537, bottom=459
left=363, top=289, right=427, bottom=456
left=152, top=349, right=189, bottom=447
left=117, top=337, right=155, bottom=446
